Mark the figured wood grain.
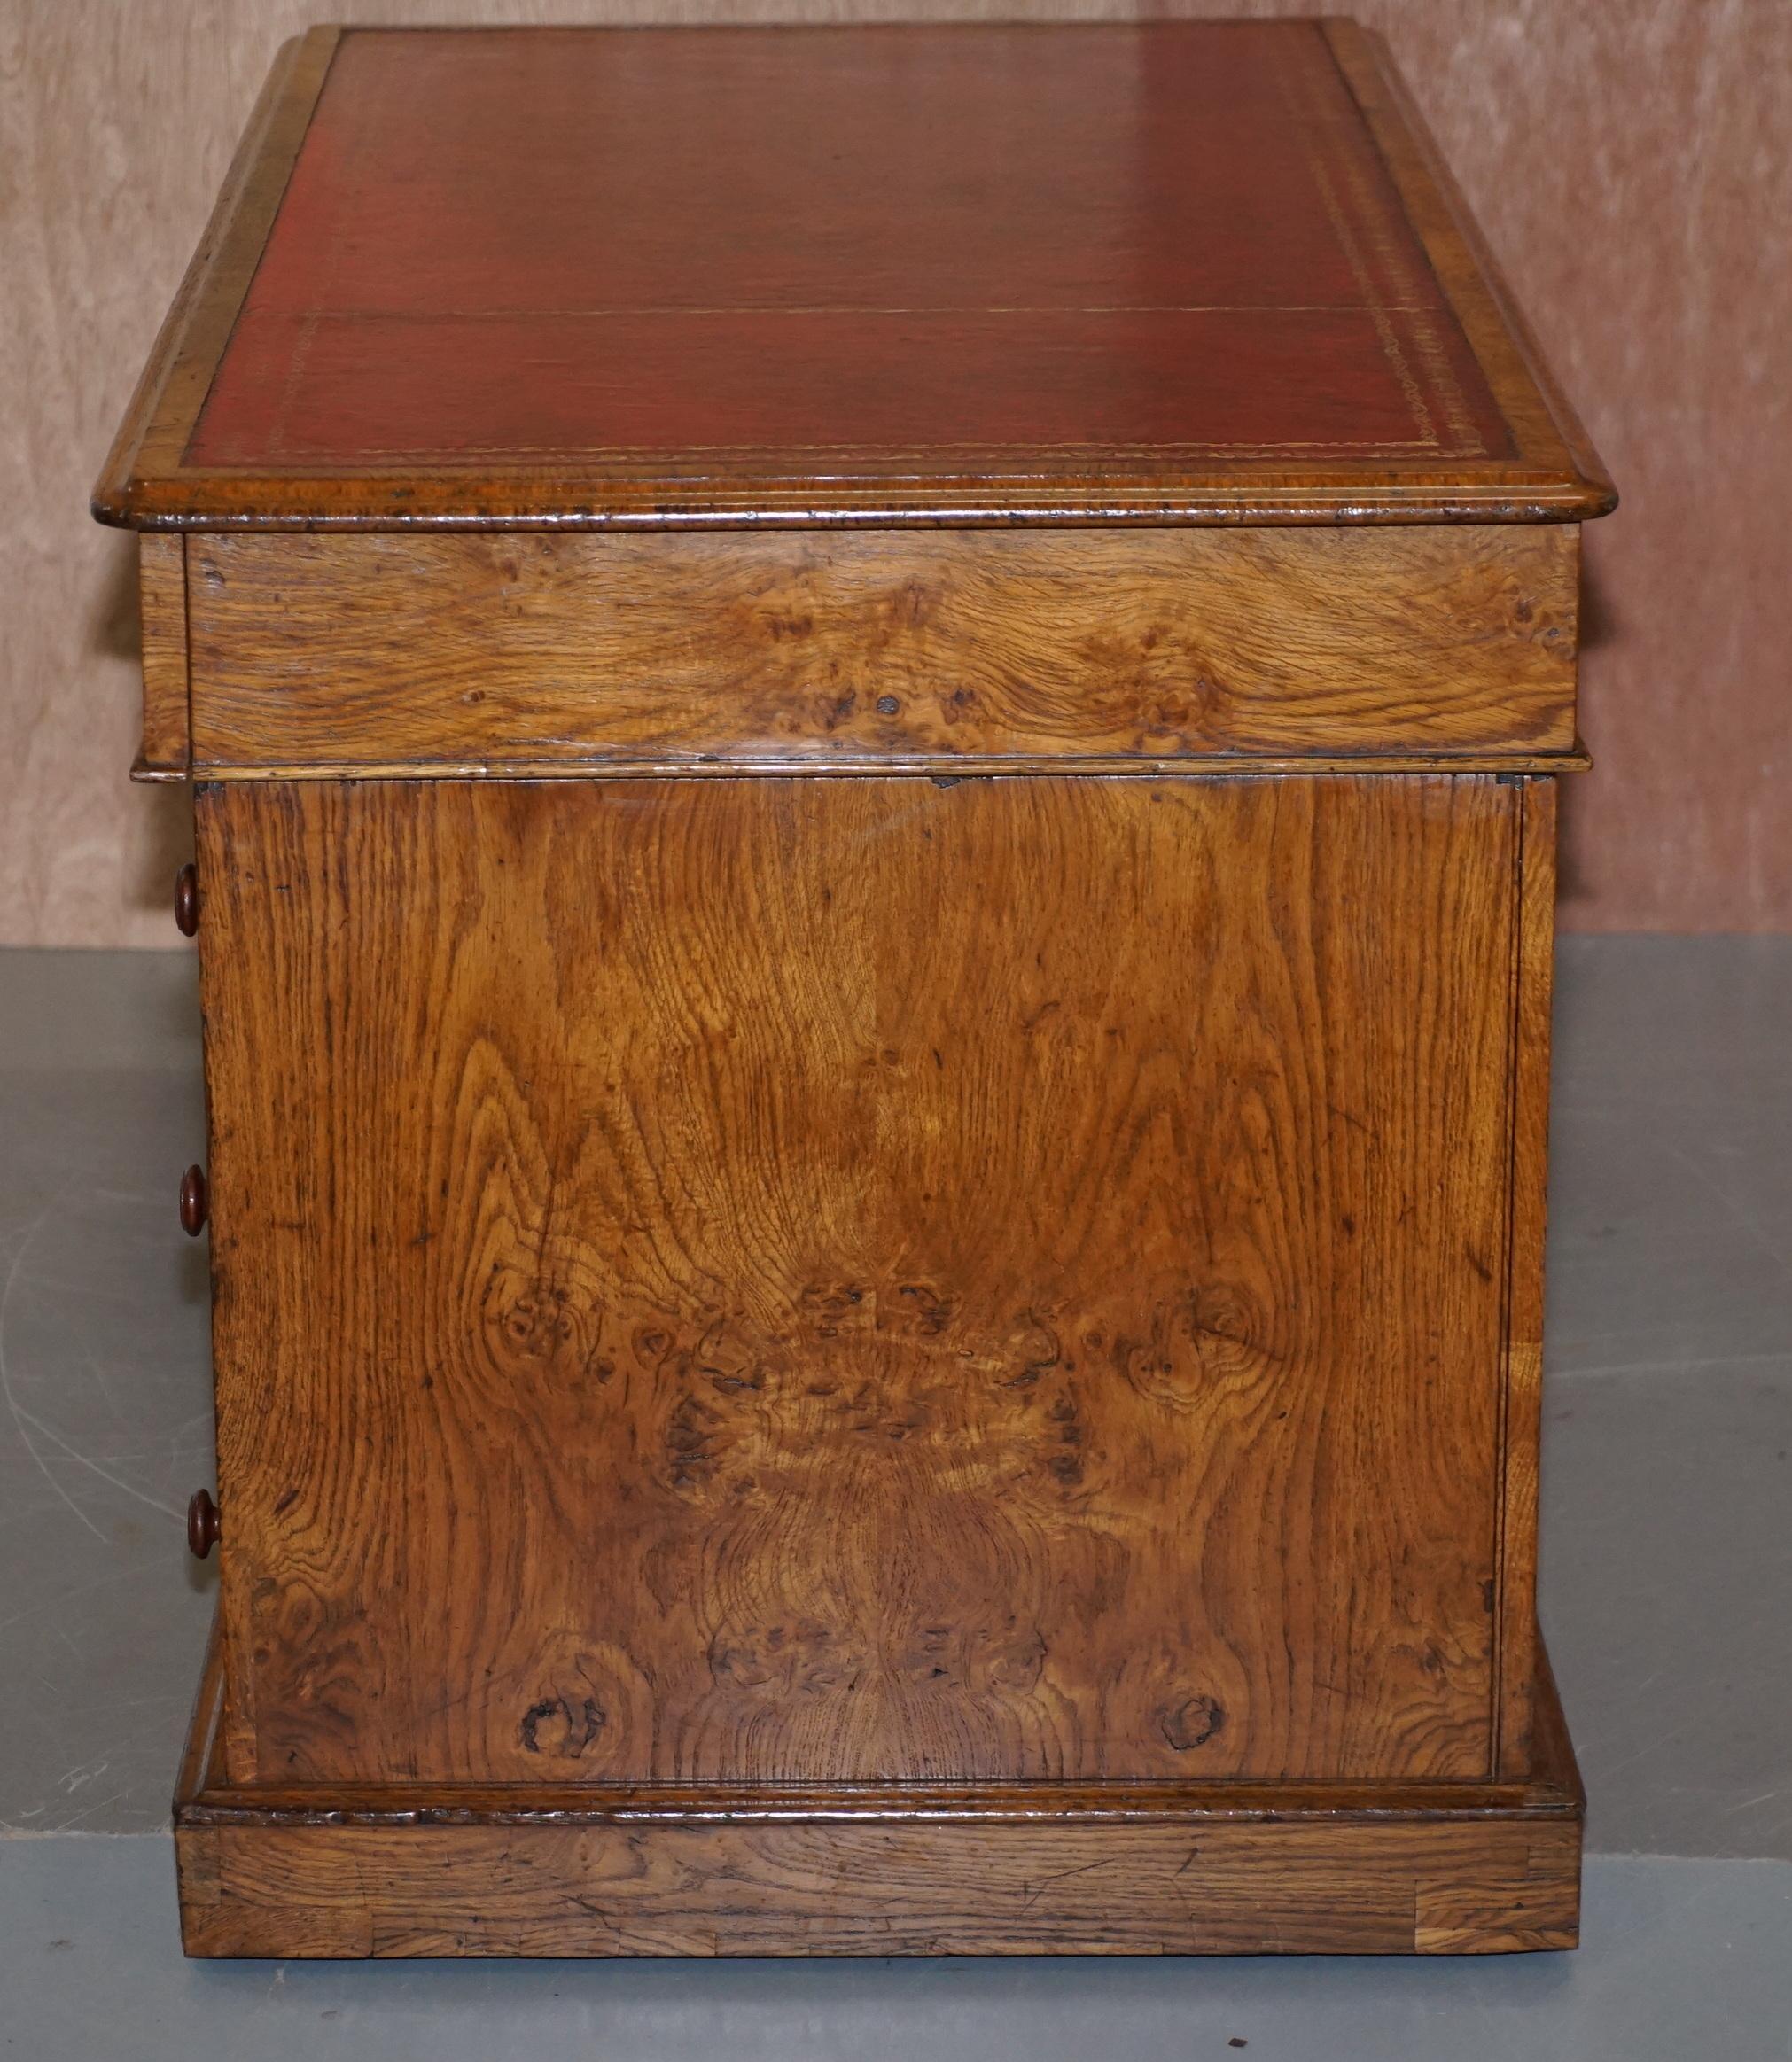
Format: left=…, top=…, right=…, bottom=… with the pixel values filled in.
left=175, top=1815, right=1579, bottom=1957
left=175, top=1599, right=1586, bottom=1826
left=196, top=773, right=1517, bottom=1791
left=136, top=534, right=189, bottom=772
left=185, top=527, right=1579, bottom=772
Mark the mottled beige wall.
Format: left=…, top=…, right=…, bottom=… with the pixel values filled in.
left=2, top=0, right=1784, bottom=945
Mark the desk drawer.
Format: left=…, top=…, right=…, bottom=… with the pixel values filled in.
left=183, top=526, right=1578, bottom=774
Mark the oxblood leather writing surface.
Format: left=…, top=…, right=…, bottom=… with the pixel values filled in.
left=185, top=23, right=1508, bottom=473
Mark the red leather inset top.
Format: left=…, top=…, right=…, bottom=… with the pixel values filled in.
left=187, top=23, right=1512, bottom=471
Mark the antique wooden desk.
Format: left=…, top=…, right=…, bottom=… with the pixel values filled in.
left=97, top=21, right=1614, bottom=1957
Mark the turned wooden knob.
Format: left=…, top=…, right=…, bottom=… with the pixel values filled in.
left=179, top=1164, right=209, bottom=1236
left=174, top=863, right=199, bottom=937
left=187, top=1489, right=221, bottom=1558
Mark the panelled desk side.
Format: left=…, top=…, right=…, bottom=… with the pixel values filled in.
left=104, top=20, right=1611, bottom=1958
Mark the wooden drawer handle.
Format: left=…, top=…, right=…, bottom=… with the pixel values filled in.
left=187, top=1489, right=220, bottom=1559
left=179, top=1164, right=209, bottom=1236
left=175, top=863, right=199, bottom=937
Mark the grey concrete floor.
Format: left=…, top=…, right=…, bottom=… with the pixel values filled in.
left=1, top=938, right=1788, bottom=2057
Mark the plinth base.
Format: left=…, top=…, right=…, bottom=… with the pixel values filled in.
left=174, top=1629, right=1582, bottom=1957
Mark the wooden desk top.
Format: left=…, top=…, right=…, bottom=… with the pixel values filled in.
left=95, top=20, right=1612, bottom=532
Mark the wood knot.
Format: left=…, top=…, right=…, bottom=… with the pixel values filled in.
left=519, top=1694, right=606, bottom=1757
left=479, top=1262, right=606, bottom=1386
left=1160, top=1693, right=1225, bottom=1751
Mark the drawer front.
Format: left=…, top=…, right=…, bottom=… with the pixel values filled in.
left=198, top=772, right=1518, bottom=1789
left=185, top=526, right=1578, bottom=771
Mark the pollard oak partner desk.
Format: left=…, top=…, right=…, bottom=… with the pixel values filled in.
left=96, top=21, right=1615, bottom=1958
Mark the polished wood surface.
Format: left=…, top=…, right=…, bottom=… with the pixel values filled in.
left=196, top=774, right=1518, bottom=1791
left=92, top=20, right=1612, bottom=529
left=1494, top=777, right=1558, bottom=1776
left=184, top=527, right=1579, bottom=772
left=136, top=535, right=189, bottom=774
left=179, top=1817, right=1580, bottom=1958
left=174, top=1621, right=1583, bottom=1957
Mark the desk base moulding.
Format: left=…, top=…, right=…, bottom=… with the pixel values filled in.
left=175, top=1627, right=1583, bottom=1957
